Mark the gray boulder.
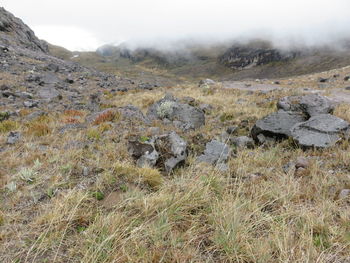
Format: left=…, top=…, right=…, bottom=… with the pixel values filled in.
left=277, top=94, right=334, bottom=117
left=117, top=105, right=150, bottom=123
left=7, top=131, right=20, bottom=144
left=147, top=94, right=205, bottom=130
left=128, top=138, right=159, bottom=168
left=197, top=140, right=230, bottom=167
left=251, top=110, right=307, bottom=143
left=291, top=114, right=350, bottom=148
left=199, top=79, right=215, bottom=87
left=232, top=136, right=254, bottom=149
left=38, top=87, right=61, bottom=100
left=157, top=132, right=187, bottom=173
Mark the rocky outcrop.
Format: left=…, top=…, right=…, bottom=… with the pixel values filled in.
left=0, top=7, right=48, bottom=53
left=147, top=94, right=205, bottom=130
left=219, top=44, right=297, bottom=70
left=291, top=114, right=350, bottom=148
left=251, top=94, right=349, bottom=148
left=251, top=110, right=307, bottom=142
left=277, top=94, right=334, bottom=117
left=128, top=132, right=187, bottom=173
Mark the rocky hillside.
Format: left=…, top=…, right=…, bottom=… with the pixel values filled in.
left=1, top=7, right=350, bottom=263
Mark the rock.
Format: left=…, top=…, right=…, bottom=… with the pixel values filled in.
left=137, top=150, right=159, bottom=168
left=0, top=7, right=48, bottom=53
left=82, top=167, right=89, bottom=176
left=138, top=83, right=156, bottom=90
left=65, top=76, right=74, bottom=84
left=17, top=91, right=33, bottom=99
left=251, top=110, right=307, bottom=143
left=232, top=136, right=254, bottom=149
left=344, top=76, right=350, bottom=81
left=318, top=77, right=329, bottom=83
left=199, top=103, right=213, bottom=113
left=226, top=126, right=238, bottom=135
left=7, top=131, right=20, bottom=144
left=38, top=87, right=61, bottom=100
left=199, top=79, right=215, bottom=87
left=277, top=94, right=334, bottom=117
left=291, top=114, right=350, bottom=148
left=197, top=140, right=230, bottom=166
left=294, top=167, right=308, bottom=177
left=117, top=105, right=149, bottom=123
left=45, top=63, right=59, bottom=72
left=338, top=189, right=350, bottom=199
left=295, top=157, right=309, bottom=169
left=128, top=138, right=159, bottom=168
left=147, top=94, right=205, bottom=130
left=23, top=100, right=38, bottom=108
left=157, top=132, right=187, bottom=173
left=219, top=45, right=296, bottom=69
left=345, top=87, right=350, bottom=91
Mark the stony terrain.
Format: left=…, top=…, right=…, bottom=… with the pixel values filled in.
left=1, top=7, right=350, bottom=263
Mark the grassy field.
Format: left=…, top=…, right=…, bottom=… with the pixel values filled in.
left=1, top=67, right=350, bottom=262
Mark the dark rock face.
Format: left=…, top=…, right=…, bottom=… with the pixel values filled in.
left=291, top=114, right=350, bottom=148
left=277, top=94, right=334, bottom=117
left=147, top=94, right=205, bottom=130
left=251, top=110, right=307, bottom=142
left=0, top=7, right=48, bottom=53
left=219, top=44, right=297, bottom=70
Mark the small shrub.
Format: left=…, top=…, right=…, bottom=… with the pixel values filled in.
left=27, top=122, right=51, bottom=137
left=157, top=101, right=176, bottom=119
left=64, top=110, right=84, bottom=117
left=0, top=111, right=10, bottom=122
left=93, top=110, right=119, bottom=125
left=63, top=117, right=80, bottom=124
left=139, top=167, right=163, bottom=189
left=91, top=191, right=105, bottom=201
left=0, top=120, right=18, bottom=133
left=87, top=128, right=101, bottom=140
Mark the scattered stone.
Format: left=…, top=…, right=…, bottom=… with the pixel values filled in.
left=226, top=126, right=238, bottom=135
left=197, top=140, right=230, bottom=166
left=128, top=138, right=158, bottom=168
left=17, top=91, right=33, bottom=99
left=338, top=189, right=350, bottom=199
left=199, top=79, right=215, bottom=87
left=344, top=76, right=350, bottom=81
left=251, top=110, right=307, bottom=143
left=277, top=94, right=334, bottom=117
left=291, top=114, right=350, bottom=148
left=23, top=100, right=38, bottom=108
left=295, top=157, right=309, bottom=169
left=199, top=103, right=213, bottom=113
left=232, top=136, right=254, bottom=149
left=7, top=131, right=20, bottom=144
left=82, top=167, right=89, bottom=176
left=318, top=77, right=329, bottom=83
left=345, top=87, right=350, bottom=91
left=157, top=132, right=187, bottom=173
left=38, top=87, right=61, bottom=100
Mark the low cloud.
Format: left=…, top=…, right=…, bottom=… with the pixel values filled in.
left=2, top=0, right=350, bottom=51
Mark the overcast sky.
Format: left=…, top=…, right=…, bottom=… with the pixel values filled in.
left=2, top=0, right=350, bottom=51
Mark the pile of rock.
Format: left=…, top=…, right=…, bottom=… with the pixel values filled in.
left=128, top=131, right=187, bottom=173
left=251, top=94, right=350, bottom=148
